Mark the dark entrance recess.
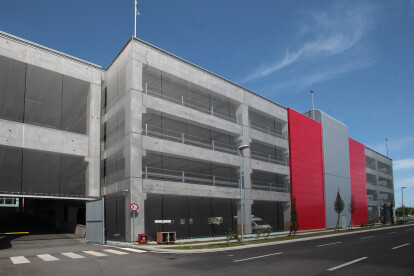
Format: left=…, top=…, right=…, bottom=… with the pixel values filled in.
left=144, top=194, right=283, bottom=241
left=0, top=198, right=86, bottom=236
left=251, top=200, right=284, bottom=231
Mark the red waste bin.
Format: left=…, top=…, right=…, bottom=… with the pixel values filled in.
left=138, top=233, right=148, bottom=244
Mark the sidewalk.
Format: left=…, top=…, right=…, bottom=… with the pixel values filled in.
left=107, top=224, right=412, bottom=254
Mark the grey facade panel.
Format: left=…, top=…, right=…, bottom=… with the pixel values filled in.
left=320, top=112, right=352, bottom=228
left=324, top=174, right=352, bottom=228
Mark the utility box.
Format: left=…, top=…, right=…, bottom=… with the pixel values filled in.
left=156, top=232, right=176, bottom=244
left=138, top=233, right=148, bottom=244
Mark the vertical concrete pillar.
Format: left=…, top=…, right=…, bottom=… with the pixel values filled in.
left=54, top=200, right=65, bottom=229
left=87, top=82, right=102, bottom=197
left=283, top=202, right=291, bottom=231
left=125, top=56, right=146, bottom=241
left=236, top=101, right=253, bottom=234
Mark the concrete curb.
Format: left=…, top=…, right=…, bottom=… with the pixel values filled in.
left=109, top=224, right=413, bottom=254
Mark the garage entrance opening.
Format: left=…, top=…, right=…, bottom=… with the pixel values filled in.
left=0, top=196, right=87, bottom=242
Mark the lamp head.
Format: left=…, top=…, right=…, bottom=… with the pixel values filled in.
left=238, top=144, right=249, bottom=150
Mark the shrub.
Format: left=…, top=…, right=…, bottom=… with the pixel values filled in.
left=225, top=228, right=240, bottom=244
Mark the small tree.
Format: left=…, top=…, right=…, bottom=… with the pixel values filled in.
left=390, top=202, right=394, bottom=225
left=348, top=197, right=355, bottom=229
left=334, top=189, right=345, bottom=231
left=289, top=196, right=299, bottom=236
left=382, top=203, right=387, bottom=225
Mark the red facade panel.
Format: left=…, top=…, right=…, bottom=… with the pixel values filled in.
left=349, top=138, right=369, bottom=225
left=288, top=108, right=325, bottom=230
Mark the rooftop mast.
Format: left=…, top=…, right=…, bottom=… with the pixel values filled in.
left=134, top=0, right=140, bottom=38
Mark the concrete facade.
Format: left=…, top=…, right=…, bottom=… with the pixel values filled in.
left=102, top=38, right=291, bottom=241
left=0, top=31, right=394, bottom=242
left=365, top=147, right=394, bottom=222
left=0, top=31, right=102, bottom=198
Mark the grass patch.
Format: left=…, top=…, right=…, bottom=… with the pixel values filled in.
left=166, top=225, right=393, bottom=250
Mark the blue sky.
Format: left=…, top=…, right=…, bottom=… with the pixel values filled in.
left=1, top=0, right=413, bottom=207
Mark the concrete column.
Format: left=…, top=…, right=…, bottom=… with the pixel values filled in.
left=283, top=201, right=291, bottom=231
left=54, top=201, right=65, bottom=229
left=87, top=83, right=102, bottom=197
left=236, top=102, right=253, bottom=234
left=126, top=58, right=145, bottom=242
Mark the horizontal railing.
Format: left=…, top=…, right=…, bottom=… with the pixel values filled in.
left=142, top=166, right=239, bottom=188
left=251, top=180, right=290, bottom=193
left=378, top=194, right=393, bottom=202
left=378, top=180, right=392, bottom=188
left=367, top=196, right=378, bottom=201
left=250, top=150, right=289, bottom=166
left=143, top=124, right=238, bottom=155
left=377, top=167, right=392, bottom=175
left=144, top=83, right=238, bottom=124
left=249, top=120, right=287, bottom=140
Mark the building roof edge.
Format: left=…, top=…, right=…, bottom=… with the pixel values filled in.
left=129, top=37, right=287, bottom=110
left=0, top=31, right=102, bottom=70
left=364, top=146, right=393, bottom=161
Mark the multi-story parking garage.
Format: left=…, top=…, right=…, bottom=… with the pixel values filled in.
left=0, top=31, right=394, bottom=243
left=0, top=31, right=103, bottom=243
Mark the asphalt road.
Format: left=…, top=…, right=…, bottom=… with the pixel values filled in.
left=1, top=224, right=413, bottom=276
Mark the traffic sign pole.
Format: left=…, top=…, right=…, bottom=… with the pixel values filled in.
left=132, top=211, right=135, bottom=242
left=129, top=203, right=139, bottom=242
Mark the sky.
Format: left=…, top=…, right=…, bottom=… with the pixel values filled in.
left=1, top=0, right=413, bottom=207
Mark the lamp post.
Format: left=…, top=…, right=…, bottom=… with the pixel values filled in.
left=310, top=90, right=315, bottom=120
left=238, top=144, right=249, bottom=244
left=402, top=187, right=406, bottom=224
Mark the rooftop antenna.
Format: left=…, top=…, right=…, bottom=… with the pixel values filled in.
left=310, top=90, right=315, bottom=120
left=134, top=0, right=140, bottom=38
left=385, top=138, right=388, bottom=157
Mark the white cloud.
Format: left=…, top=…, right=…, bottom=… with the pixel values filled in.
left=395, top=176, right=414, bottom=189
left=394, top=159, right=414, bottom=170
left=241, top=1, right=376, bottom=85
left=272, top=53, right=375, bottom=91
left=368, top=136, right=414, bottom=155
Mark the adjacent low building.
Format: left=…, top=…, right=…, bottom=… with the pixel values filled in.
left=0, top=31, right=394, bottom=243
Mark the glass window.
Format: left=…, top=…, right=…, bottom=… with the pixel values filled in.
left=0, top=56, right=25, bottom=122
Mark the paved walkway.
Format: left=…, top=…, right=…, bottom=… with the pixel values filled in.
left=107, top=224, right=412, bottom=254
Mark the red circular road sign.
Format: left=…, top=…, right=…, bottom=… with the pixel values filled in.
left=130, top=203, right=139, bottom=211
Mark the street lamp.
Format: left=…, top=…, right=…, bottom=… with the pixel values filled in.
left=238, top=144, right=249, bottom=244
left=402, top=187, right=407, bottom=224
left=310, top=90, right=315, bottom=120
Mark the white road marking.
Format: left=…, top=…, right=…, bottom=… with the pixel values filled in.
left=360, top=236, right=375, bottom=240
left=317, top=242, right=342, bottom=247
left=61, top=252, right=85, bottom=259
left=118, top=248, right=146, bottom=253
left=228, top=254, right=234, bottom=257
left=392, top=243, right=410, bottom=250
left=82, top=250, right=108, bottom=257
left=233, top=252, right=282, bottom=263
left=327, top=257, right=368, bottom=271
left=103, top=249, right=129, bottom=255
left=10, top=256, right=30, bottom=264
left=406, top=229, right=413, bottom=231
left=387, top=231, right=398, bottom=235
left=37, top=254, right=60, bottom=262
